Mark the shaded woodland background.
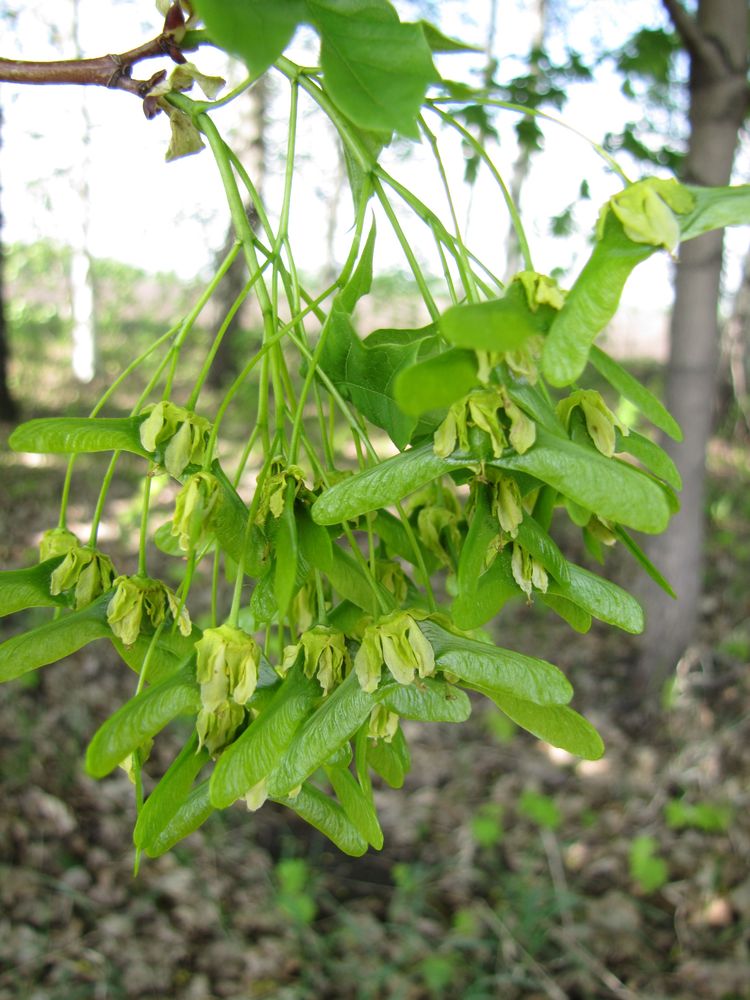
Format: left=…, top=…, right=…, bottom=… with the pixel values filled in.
left=1, top=0, right=750, bottom=996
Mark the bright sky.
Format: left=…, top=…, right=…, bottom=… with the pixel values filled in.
left=0, top=0, right=746, bottom=315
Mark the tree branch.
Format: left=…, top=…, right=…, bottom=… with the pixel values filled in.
left=0, top=8, right=187, bottom=116
left=660, top=0, right=724, bottom=72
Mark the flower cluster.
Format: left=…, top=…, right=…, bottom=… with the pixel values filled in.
left=106, top=575, right=191, bottom=646
left=139, top=401, right=211, bottom=478
left=195, top=624, right=261, bottom=755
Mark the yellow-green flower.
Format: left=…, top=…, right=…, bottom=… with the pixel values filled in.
left=283, top=626, right=349, bottom=695
left=39, top=527, right=78, bottom=562
left=139, top=401, right=211, bottom=478
left=106, top=575, right=191, bottom=646
left=256, top=461, right=307, bottom=524
left=49, top=543, right=115, bottom=609
left=557, top=389, right=627, bottom=458
left=171, top=471, right=220, bottom=550
left=194, top=624, right=261, bottom=755
left=488, top=473, right=523, bottom=539
left=354, top=611, right=435, bottom=691
left=511, top=543, right=548, bottom=599
left=368, top=703, right=399, bottom=742
left=605, top=177, right=695, bottom=254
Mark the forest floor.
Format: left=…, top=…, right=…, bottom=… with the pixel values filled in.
left=0, top=315, right=749, bottom=1000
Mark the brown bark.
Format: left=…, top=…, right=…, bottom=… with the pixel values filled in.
left=637, top=0, right=749, bottom=691
left=0, top=105, right=18, bottom=422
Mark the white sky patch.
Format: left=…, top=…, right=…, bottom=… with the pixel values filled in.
left=0, top=0, right=746, bottom=315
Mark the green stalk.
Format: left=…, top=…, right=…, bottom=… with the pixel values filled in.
left=419, top=115, right=478, bottom=303
left=137, top=469, right=153, bottom=577
left=429, top=106, right=534, bottom=273
left=372, top=177, right=439, bottom=321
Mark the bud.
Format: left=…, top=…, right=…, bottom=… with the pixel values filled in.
left=196, top=700, right=244, bottom=757
left=488, top=473, right=523, bottom=538
left=467, top=388, right=508, bottom=458
left=433, top=400, right=465, bottom=458
left=293, top=626, right=349, bottom=695
left=353, top=626, right=383, bottom=694
left=139, top=401, right=211, bottom=477
left=607, top=178, right=694, bottom=254
left=368, top=703, right=399, bottom=742
left=172, top=471, right=220, bottom=550
left=500, top=387, right=536, bottom=454
left=375, top=560, right=408, bottom=606
left=516, top=271, right=566, bottom=312
left=39, top=527, right=77, bottom=562
left=417, top=506, right=461, bottom=568
left=244, top=778, right=268, bottom=812
left=49, top=543, right=115, bottom=609
left=511, top=543, right=548, bottom=599
left=587, top=515, right=617, bottom=546
left=257, top=462, right=307, bottom=523
left=557, top=389, right=626, bottom=458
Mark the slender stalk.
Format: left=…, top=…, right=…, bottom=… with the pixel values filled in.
left=137, top=469, right=153, bottom=577
left=373, top=177, right=439, bottom=321
left=430, top=105, right=534, bottom=273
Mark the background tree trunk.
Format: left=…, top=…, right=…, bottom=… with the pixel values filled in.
left=206, top=76, right=267, bottom=389
left=637, top=0, right=749, bottom=691
left=0, top=103, right=18, bottom=422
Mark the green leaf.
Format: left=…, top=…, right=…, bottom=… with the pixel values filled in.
left=477, top=687, right=604, bottom=760
left=318, top=305, right=439, bottom=447
left=9, top=416, right=148, bottom=457
left=0, top=559, right=71, bottom=617
left=371, top=510, right=438, bottom=572
left=616, top=430, right=681, bottom=491
left=419, top=21, right=481, bottom=53
left=614, top=527, right=676, bottom=598
left=542, top=211, right=655, bottom=386
left=548, top=562, right=644, bottom=634
left=111, top=628, right=198, bottom=686
left=439, top=287, right=550, bottom=352
left=267, top=672, right=375, bottom=797
left=210, top=660, right=319, bottom=809
left=588, top=346, right=681, bottom=441
left=85, top=663, right=200, bottom=779
left=134, top=734, right=210, bottom=851
left=296, top=506, right=333, bottom=573
left=679, top=184, right=750, bottom=242
left=491, top=427, right=672, bottom=534
left=312, top=444, right=453, bottom=524
left=273, top=782, right=368, bottom=856
left=338, top=222, right=376, bottom=313
left=306, top=0, right=437, bottom=138
left=0, top=596, right=111, bottom=683
left=374, top=677, right=471, bottom=723
left=144, top=779, right=215, bottom=858
left=367, top=727, right=409, bottom=786
left=629, top=835, right=668, bottom=893
left=393, top=348, right=478, bottom=417
left=538, top=594, right=592, bottom=633
left=153, top=521, right=184, bottom=557
left=193, top=0, right=306, bottom=77
left=516, top=516, right=570, bottom=584
left=324, top=763, right=383, bottom=849
left=327, top=543, right=389, bottom=616
left=453, top=549, right=521, bottom=630
left=419, top=619, right=573, bottom=706
left=210, top=463, right=267, bottom=577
